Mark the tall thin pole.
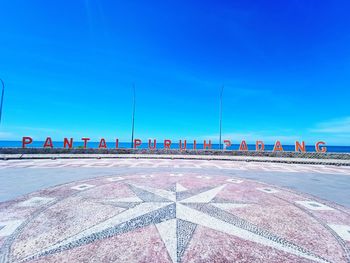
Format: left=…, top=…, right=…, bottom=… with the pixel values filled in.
left=0, top=79, right=4, bottom=124
left=131, top=84, right=136, bottom=148
left=219, top=85, right=224, bottom=150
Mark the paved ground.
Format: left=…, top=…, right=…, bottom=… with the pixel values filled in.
left=0, top=158, right=350, bottom=262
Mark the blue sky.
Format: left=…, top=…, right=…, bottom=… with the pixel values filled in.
left=0, top=0, right=350, bottom=145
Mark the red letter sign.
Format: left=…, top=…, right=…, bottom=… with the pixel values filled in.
left=22, top=137, right=33, bottom=148
left=224, top=140, right=232, bottom=149
left=203, top=140, right=212, bottom=149
left=295, top=141, right=306, bottom=153
left=63, top=138, right=73, bottom=149
left=256, top=141, right=265, bottom=151
left=149, top=139, right=157, bottom=149
left=164, top=139, right=172, bottom=149
left=315, top=141, right=327, bottom=152
left=99, top=138, right=107, bottom=149
left=43, top=137, right=53, bottom=148
left=134, top=139, right=142, bottom=148
left=81, top=138, right=90, bottom=149
left=273, top=141, right=284, bottom=152
left=239, top=140, right=248, bottom=151
left=179, top=140, right=187, bottom=150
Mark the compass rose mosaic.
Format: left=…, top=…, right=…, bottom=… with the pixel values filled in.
left=1, top=172, right=350, bottom=262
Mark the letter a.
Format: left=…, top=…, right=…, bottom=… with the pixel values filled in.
left=239, top=140, right=248, bottom=151
left=273, top=141, right=284, bottom=152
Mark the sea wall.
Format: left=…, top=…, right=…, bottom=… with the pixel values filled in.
left=0, top=147, right=349, bottom=160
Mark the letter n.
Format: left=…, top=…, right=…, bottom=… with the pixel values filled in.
left=295, top=141, right=306, bottom=153
left=64, top=138, right=73, bottom=149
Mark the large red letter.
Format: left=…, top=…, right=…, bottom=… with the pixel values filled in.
left=63, top=138, right=73, bottom=149
left=179, top=140, right=187, bottom=150
left=224, top=140, right=231, bottom=149
left=193, top=140, right=197, bottom=150
left=273, top=141, right=284, bottom=152
left=256, top=141, right=265, bottom=151
left=134, top=139, right=141, bottom=148
left=81, top=138, right=90, bottom=149
left=22, top=137, right=33, bottom=148
left=99, top=138, right=107, bottom=149
left=148, top=139, right=157, bottom=149
left=43, top=137, right=53, bottom=148
left=295, top=141, right=306, bottom=153
left=239, top=140, right=248, bottom=151
left=164, top=139, right=172, bottom=149
left=315, top=141, right=327, bottom=153
left=203, top=140, right=212, bottom=149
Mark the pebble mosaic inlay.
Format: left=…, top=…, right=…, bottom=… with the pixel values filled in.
left=0, top=172, right=350, bottom=263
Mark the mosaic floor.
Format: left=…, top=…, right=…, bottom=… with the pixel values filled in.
left=1, top=171, right=350, bottom=262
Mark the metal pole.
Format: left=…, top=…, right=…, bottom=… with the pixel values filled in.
left=219, top=85, right=224, bottom=150
left=0, top=79, right=4, bottom=124
left=131, top=84, right=136, bottom=148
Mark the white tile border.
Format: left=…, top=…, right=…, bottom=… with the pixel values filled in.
left=0, top=220, right=23, bottom=237
left=328, top=224, right=350, bottom=241
left=295, top=201, right=334, bottom=211
left=18, top=197, right=55, bottom=207
left=106, top=177, right=125, bottom=182
left=226, top=179, right=244, bottom=184
left=169, top=173, right=184, bottom=177
left=256, top=187, right=279, bottom=194
left=71, top=184, right=95, bottom=191
left=196, top=175, right=211, bottom=180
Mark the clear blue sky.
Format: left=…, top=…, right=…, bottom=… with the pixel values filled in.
left=0, top=1, right=350, bottom=145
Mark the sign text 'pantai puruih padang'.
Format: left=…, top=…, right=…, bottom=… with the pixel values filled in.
left=21, top=137, right=328, bottom=152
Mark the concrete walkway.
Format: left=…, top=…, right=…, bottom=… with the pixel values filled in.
left=1, top=153, right=350, bottom=166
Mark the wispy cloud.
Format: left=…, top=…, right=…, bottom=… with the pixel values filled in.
left=199, top=132, right=302, bottom=144
left=311, top=117, right=350, bottom=133
left=0, top=131, right=16, bottom=139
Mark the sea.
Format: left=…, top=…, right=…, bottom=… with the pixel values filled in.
left=0, top=141, right=349, bottom=153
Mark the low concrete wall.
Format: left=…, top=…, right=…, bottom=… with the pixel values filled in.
left=1, top=147, right=349, bottom=160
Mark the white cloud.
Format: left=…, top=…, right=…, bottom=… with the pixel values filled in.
left=199, top=132, right=302, bottom=144
left=0, top=131, right=16, bottom=139
left=311, top=117, right=350, bottom=133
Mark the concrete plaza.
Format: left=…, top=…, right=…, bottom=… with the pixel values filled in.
left=0, top=158, right=350, bottom=262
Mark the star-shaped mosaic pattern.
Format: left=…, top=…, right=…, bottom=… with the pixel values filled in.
left=22, top=182, right=331, bottom=263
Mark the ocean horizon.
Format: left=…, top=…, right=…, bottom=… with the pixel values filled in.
left=1, top=140, right=349, bottom=153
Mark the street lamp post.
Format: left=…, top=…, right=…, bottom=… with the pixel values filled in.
left=131, top=84, right=136, bottom=148
left=219, top=85, right=224, bottom=150
left=0, top=79, right=4, bottom=124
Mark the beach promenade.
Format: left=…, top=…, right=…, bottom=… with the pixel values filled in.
left=1, top=158, right=350, bottom=262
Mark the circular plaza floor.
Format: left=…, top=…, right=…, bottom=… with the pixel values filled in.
left=1, top=166, right=350, bottom=263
